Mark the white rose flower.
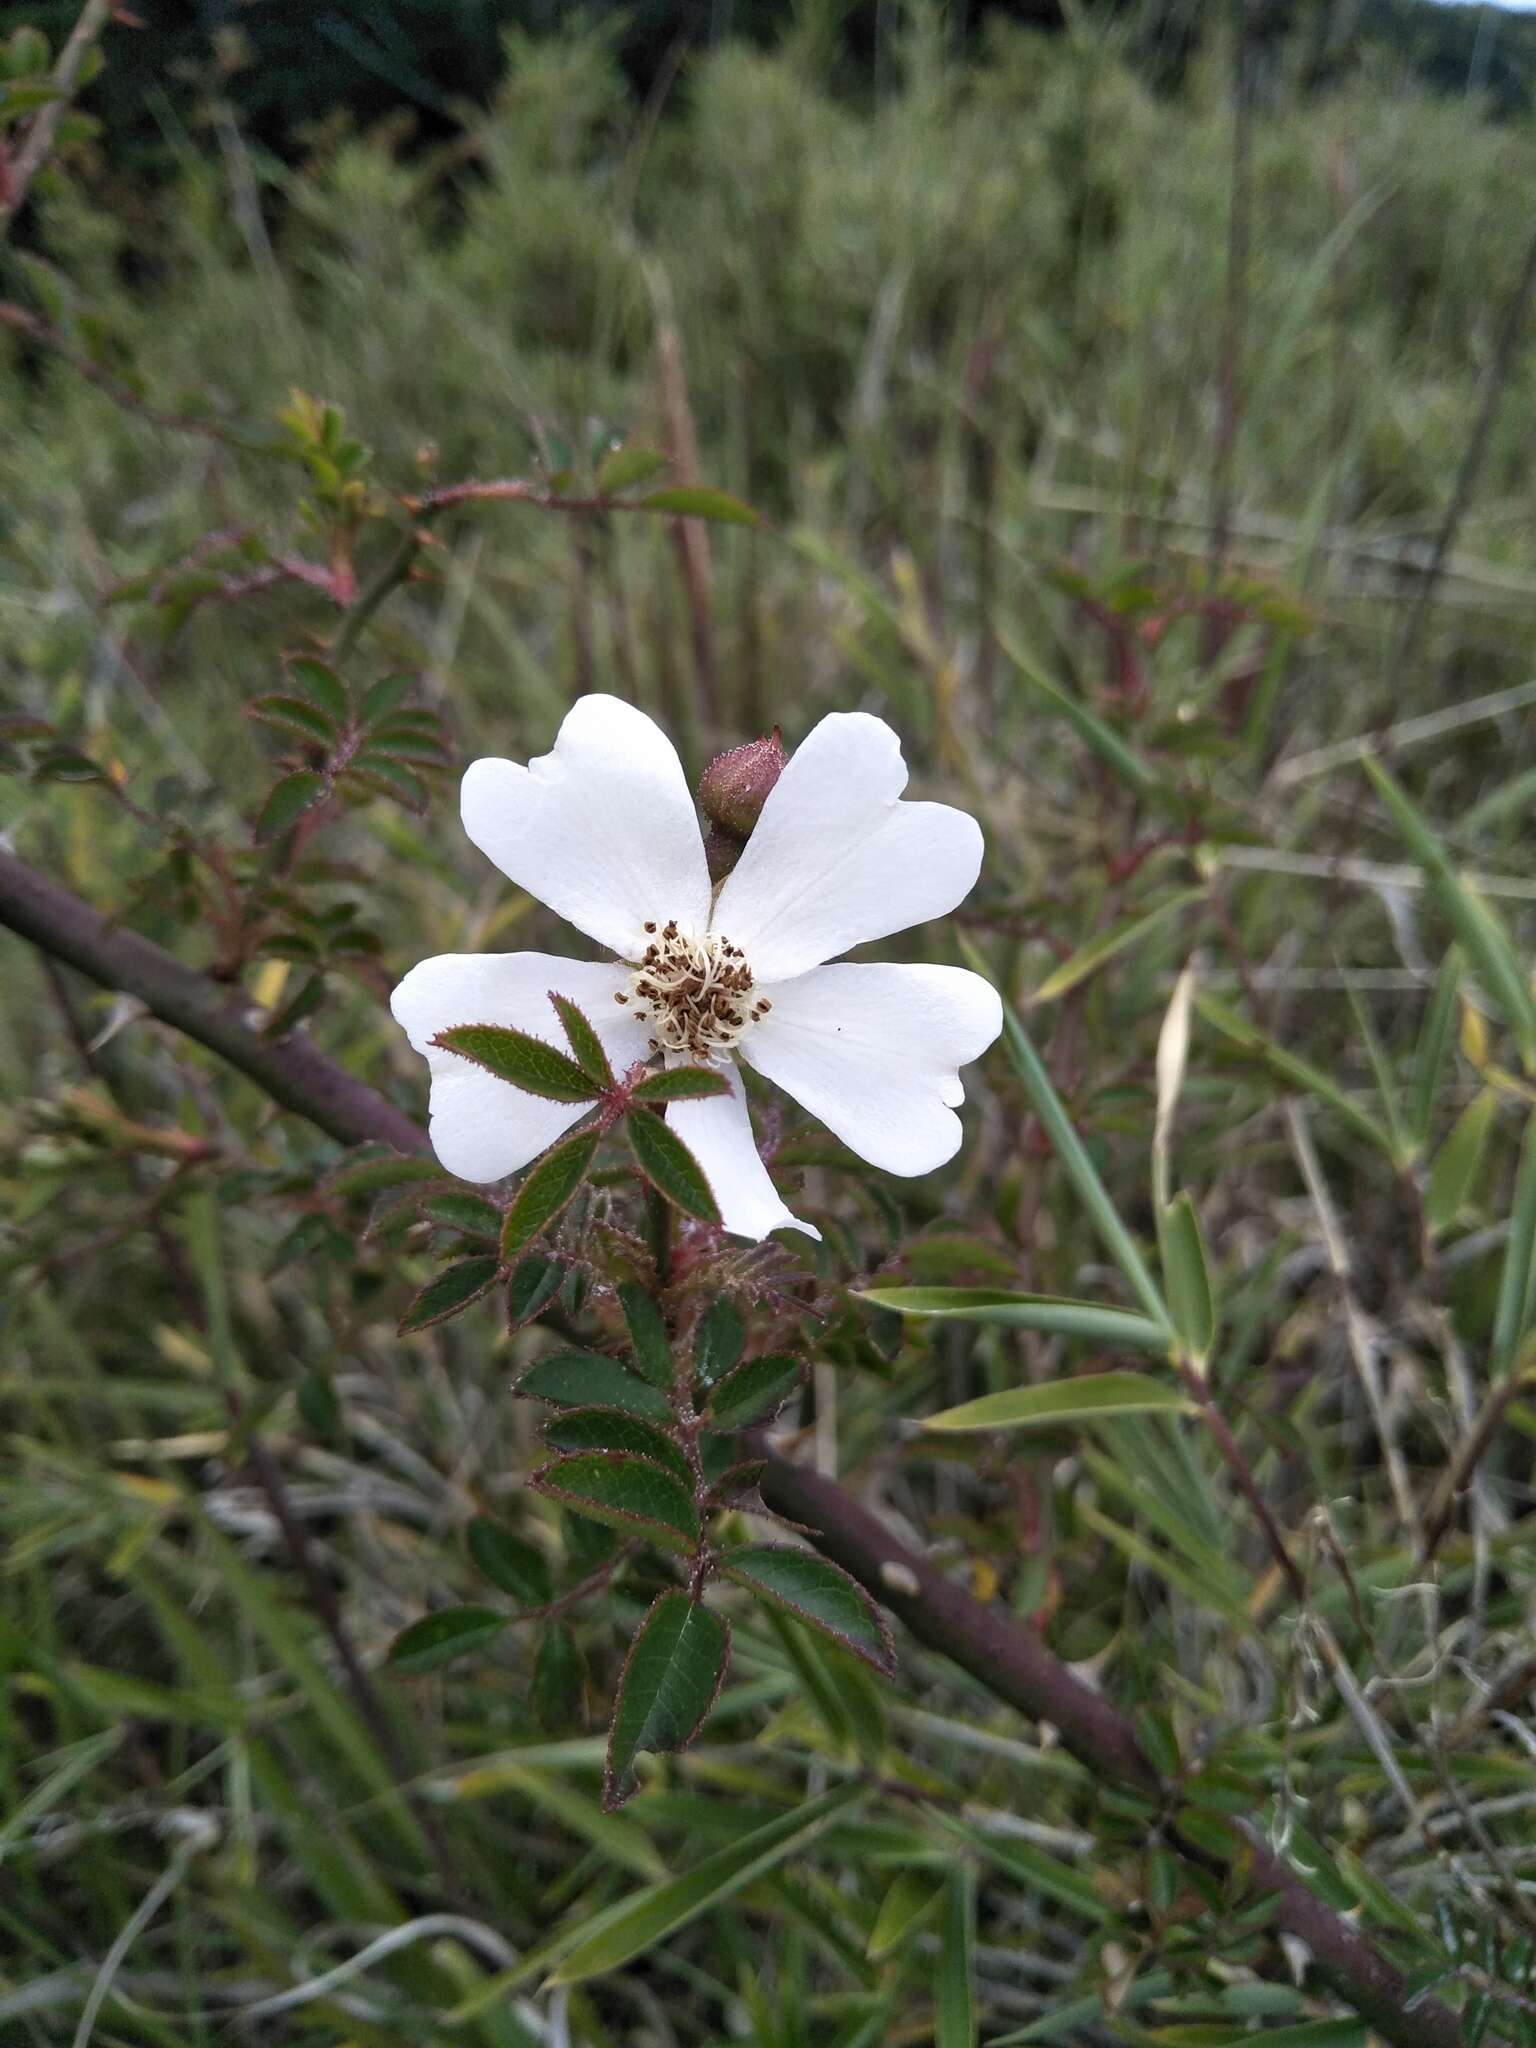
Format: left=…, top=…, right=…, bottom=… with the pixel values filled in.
left=391, top=694, right=1002, bottom=1241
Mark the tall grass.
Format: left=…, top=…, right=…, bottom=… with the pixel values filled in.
left=4, top=11, right=1536, bottom=2045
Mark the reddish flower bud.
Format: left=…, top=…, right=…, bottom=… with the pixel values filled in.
left=699, top=729, right=786, bottom=841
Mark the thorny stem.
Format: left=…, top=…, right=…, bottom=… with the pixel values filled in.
left=0, top=843, right=1492, bottom=2048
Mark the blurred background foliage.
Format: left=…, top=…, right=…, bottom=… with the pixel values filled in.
left=6, top=0, right=1536, bottom=2043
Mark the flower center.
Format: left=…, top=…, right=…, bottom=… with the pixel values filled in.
left=617, top=919, right=770, bottom=1061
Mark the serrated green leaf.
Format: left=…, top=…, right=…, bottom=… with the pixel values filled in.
left=604, top=1590, right=729, bottom=1808
left=721, top=1544, right=894, bottom=1673
left=254, top=769, right=327, bottom=842
left=389, top=1605, right=506, bottom=1673
left=466, top=1519, right=552, bottom=1606
left=857, top=1286, right=1170, bottom=1351
left=1158, top=1190, right=1216, bottom=1367
left=596, top=445, right=670, bottom=494
left=707, top=1352, right=805, bottom=1431
left=542, top=1408, right=691, bottom=1483
left=629, top=1066, right=733, bottom=1103
left=517, top=1350, right=672, bottom=1420
left=433, top=1023, right=598, bottom=1104
left=694, top=1296, right=744, bottom=1392
left=545, top=1782, right=861, bottom=1986
left=619, top=1282, right=675, bottom=1388
left=501, top=1129, right=600, bottom=1257
left=287, top=655, right=349, bottom=724
left=359, top=671, right=415, bottom=726
left=628, top=1109, right=720, bottom=1223
left=345, top=755, right=430, bottom=809
left=507, top=1253, right=566, bottom=1329
left=326, top=1151, right=442, bottom=1200
left=531, top=1452, right=699, bottom=1553
left=421, top=1190, right=503, bottom=1238
left=1424, top=1088, right=1498, bottom=1235
left=550, top=992, right=614, bottom=1090
left=637, top=484, right=759, bottom=527
left=923, top=1371, right=1191, bottom=1434
left=398, top=1255, right=499, bottom=1334
left=249, top=693, right=337, bottom=746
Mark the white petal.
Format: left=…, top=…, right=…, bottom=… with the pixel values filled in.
left=740, top=963, right=1002, bottom=1176
left=460, top=695, right=713, bottom=960
left=664, top=1060, right=819, bottom=1242
left=711, top=711, right=984, bottom=982
left=391, top=952, right=647, bottom=1182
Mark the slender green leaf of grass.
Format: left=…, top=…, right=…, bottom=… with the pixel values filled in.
left=996, top=627, right=1158, bottom=797
left=959, top=940, right=1172, bottom=1333
left=933, top=1813, right=1111, bottom=1924
left=867, top=1869, right=944, bottom=1959
left=1195, top=991, right=1396, bottom=1156
left=1424, top=1089, right=1498, bottom=1235
left=937, top=1865, right=977, bottom=2048
left=1157, top=1191, right=1217, bottom=1369
left=1493, top=1111, right=1536, bottom=1376
left=1362, top=754, right=1536, bottom=1072
left=922, top=1372, right=1192, bottom=1434
left=1029, top=888, right=1206, bottom=1007
left=1342, top=973, right=1411, bottom=1166
left=1410, top=949, right=1463, bottom=1149
left=860, top=1286, right=1171, bottom=1351
left=543, top=1782, right=863, bottom=1987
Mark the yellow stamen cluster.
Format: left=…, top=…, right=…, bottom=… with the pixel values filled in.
left=614, top=918, right=771, bottom=1060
